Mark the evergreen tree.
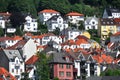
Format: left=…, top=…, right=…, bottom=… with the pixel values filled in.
left=36, top=53, right=50, bottom=80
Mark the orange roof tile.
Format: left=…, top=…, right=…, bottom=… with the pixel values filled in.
left=0, top=67, right=16, bottom=80
left=114, top=18, right=120, bottom=22
left=75, top=39, right=88, bottom=45
left=66, top=12, right=84, bottom=16
left=93, top=54, right=113, bottom=64
left=112, top=31, right=120, bottom=36
left=25, top=55, right=39, bottom=65
left=39, top=9, right=59, bottom=13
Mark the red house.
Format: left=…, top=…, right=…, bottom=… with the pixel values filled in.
left=49, top=52, right=73, bottom=80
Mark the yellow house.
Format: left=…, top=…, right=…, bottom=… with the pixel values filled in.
left=98, top=18, right=117, bottom=40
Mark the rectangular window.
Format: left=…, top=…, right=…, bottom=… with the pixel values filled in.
left=20, top=69, right=22, bottom=72
left=27, top=23, right=30, bottom=26
left=59, top=64, right=64, bottom=68
left=66, top=64, right=71, bottom=69
left=59, top=71, right=64, bottom=77
left=12, top=69, right=14, bottom=73
left=66, top=72, right=71, bottom=77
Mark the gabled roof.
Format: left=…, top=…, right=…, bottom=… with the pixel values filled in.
left=6, top=39, right=27, bottom=49
left=49, top=51, right=73, bottom=64
left=2, top=49, right=23, bottom=61
left=106, top=8, right=120, bottom=16
left=25, top=55, right=38, bottom=65
left=0, top=67, right=16, bottom=80
left=85, top=16, right=98, bottom=23
left=66, top=12, right=84, bottom=16
left=38, top=9, right=59, bottom=13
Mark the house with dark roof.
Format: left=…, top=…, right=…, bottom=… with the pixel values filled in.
left=0, top=49, right=24, bottom=80
left=98, top=18, right=117, bottom=40
left=49, top=51, right=74, bottom=80
left=103, top=8, right=120, bottom=18
left=38, top=9, right=60, bottom=24
left=46, top=15, right=68, bottom=32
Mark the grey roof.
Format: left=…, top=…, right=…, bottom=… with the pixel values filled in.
left=85, top=16, right=98, bottom=24
left=3, top=49, right=23, bottom=61
left=106, top=8, right=120, bottom=16
left=49, top=51, right=73, bottom=64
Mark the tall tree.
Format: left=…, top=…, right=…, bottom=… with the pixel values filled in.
left=36, top=53, right=50, bottom=80
left=8, top=0, right=37, bottom=17
left=39, top=0, right=71, bottom=15
left=0, top=0, right=8, bottom=12
left=9, top=12, right=26, bottom=28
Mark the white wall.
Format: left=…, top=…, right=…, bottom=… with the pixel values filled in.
left=9, top=57, right=24, bottom=80
left=23, top=39, right=37, bottom=61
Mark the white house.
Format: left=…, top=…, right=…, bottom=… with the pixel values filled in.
left=0, top=49, right=25, bottom=80
left=66, top=12, right=84, bottom=24
left=61, top=27, right=83, bottom=40
left=25, top=55, right=38, bottom=80
left=103, top=8, right=120, bottom=18
left=0, top=36, right=22, bottom=48
left=46, top=15, right=68, bottom=32
left=24, top=15, right=38, bottom=32
left=84, top=16, right=98, bottom=30
left=38, top=9, right=60, bottom=24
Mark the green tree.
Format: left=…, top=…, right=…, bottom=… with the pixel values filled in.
left=53, top=27, right=60, bottom=36
left=100, top=69, right=120, bottom=76
left=21, top=72, right=31, bottom=80
left=0, top=27, right=4, bottom=37
left=39, top=0, right=71, bottom=15
left=9, top=12, right=26, bottom=28
left=15, top=27, right=23, bottom=36
left=0, top=0, right=8, bottom=12
left=36, top=53, right=50, bottom=80
left=8, top=0, right=37, bottom=17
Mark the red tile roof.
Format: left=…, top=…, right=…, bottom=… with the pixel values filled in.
left=0, top=12, right=11, bottom=16
left=114, top=18, right=120, bottom=22
left=112, top=31, right=120, bottom=36
left=66, top=12, right=84, bottom=16
left=0, top=36, right=22, bottom=42
left=0, top=67, right=16, bottom=80
left=32, top=33, right=55, bottom=39
left=93, top=54, right=113, bottom=64
left=25, top=55, right=38, bottom=65
left=38, top=9, right=59, bottom=13
left=6, top=40, right=27, bottom=49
